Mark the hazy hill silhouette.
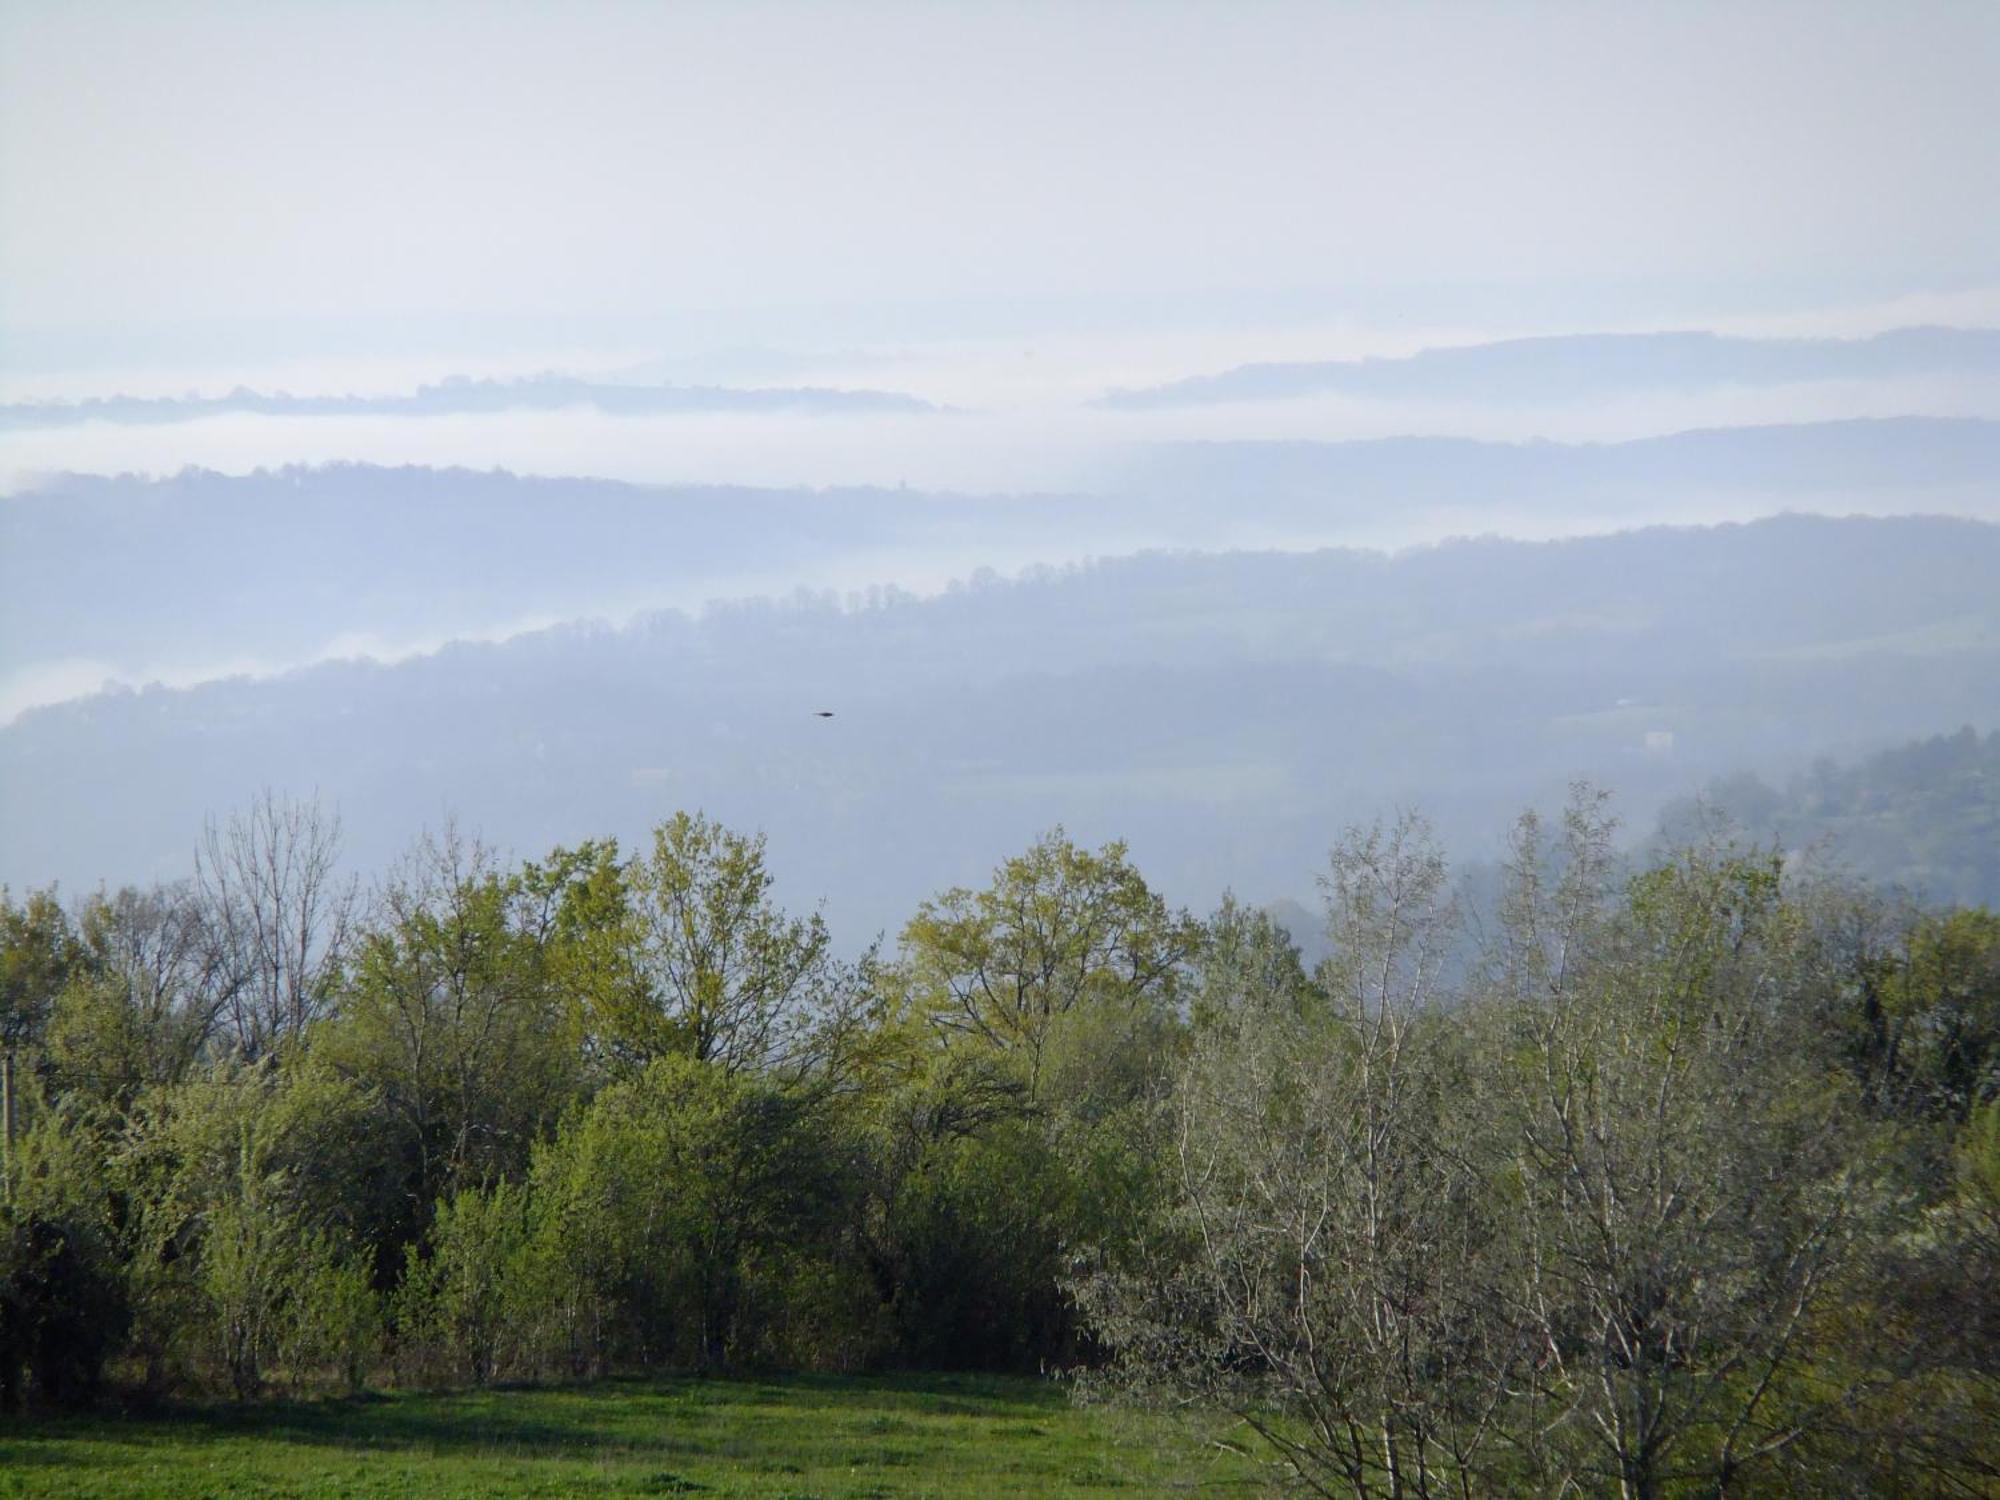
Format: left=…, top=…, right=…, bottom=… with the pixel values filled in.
left=1102, top=326, right=2000, bottom=407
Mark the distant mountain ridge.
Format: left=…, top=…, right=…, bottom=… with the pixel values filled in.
left=1115, top=415, right=2000, bottom=506
left=7, top=418, right=1996, bottom=714
left=1101, top=325, right=2000, bottom=408
left=0, top=372, right=936, bottom=429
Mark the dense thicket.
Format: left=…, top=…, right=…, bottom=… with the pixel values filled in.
left=2, top=794, right=1995, bottom=1495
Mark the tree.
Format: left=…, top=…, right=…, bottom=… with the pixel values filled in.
left=328, top=826, right=578, bottom=1221
left=0, top=1112, right=129, bottom=1408
left=113, top=1061, right=392, bottom=1395
left=595, top=812, right=844, bottom=1076
left=900, top=828, right=1199, bottom=1098
left=48, top=883, right=233, bottom=1108
left=2, top=889, right=82, bottom=1203
left=1878, top=907, right=2000, bottom=1122
left=392, top=1178, right=533, bottom=1386
left=1, top=889, right=78, bottom=1057
left=195, top=792, right=357, bottom=1059
left=526, top=1055, right=847, bottom=1370
left=1488, top=806, right=1890, bottom=1499
left=1080, top=818, right=1515, bottom=1499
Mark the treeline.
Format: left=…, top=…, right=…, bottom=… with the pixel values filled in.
left=2, top=795, right=1996, bottom=1495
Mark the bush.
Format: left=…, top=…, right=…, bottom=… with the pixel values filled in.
left=0, top=1205, right=130, bottom=1409
left=281, top=1232, right=381, bottom=1395
left=393, top=1180, right=534, bottom=1386
left=0, top=1112, right=129, bottom=1409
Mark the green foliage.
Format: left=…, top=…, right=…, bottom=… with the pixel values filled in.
left=1962, top=1097, right=2000, bottom=1209
left=521, top=1054, right=852, bottom=1373
left=326, top=831, right=579, bottom=1238
left=0, top=888, right=79, bottom=1053
left=0, top=1116, right=129, bottom=1409
left=171, top=1077, right=385, bottom=1398
left=197, top=1189, right=295, bottom=1398
left=107, top=1062, right=394, bottom=1396
left=280, top=1232, right=381, bottom=1396
left=392, top=1179, right=534, bottom=1387
left=596, top=812, right=844, bottom=1076
left=0, top=1207, right=129, bottom=1411
left=1880, top=907, right=2000, bottom=1120
left=518, top=837, right=639, bottom=1069
left=54, top=886, right=229, bottom=1107
left=868, top=831, right=1199, bottom=1373
left=3, top=802, right=1996, bottom=1499
left=45, top=976, right=153, bottom=1111
left=872, top=1116, right=1073, bottom=1371
left=899, top=829, right=1199, bottom=1100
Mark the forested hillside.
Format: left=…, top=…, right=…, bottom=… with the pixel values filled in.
left=7, top=513, right=1996, bottom=939
left=3, top=797, right=1995, bottom=1495
left=9, top=419, right=1994, bottom=714
left=1656, top=724, right=2000, bottom=906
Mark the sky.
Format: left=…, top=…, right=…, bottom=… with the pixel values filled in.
left=5, top=0, right=1999, bottom=368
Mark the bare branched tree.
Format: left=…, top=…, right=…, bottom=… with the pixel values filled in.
left=1490, top=797, right=1889, bottom=1499
left=195, top=792, right=356, bottom=1058
left=1081, top=815, right=1523, bottom=1499
left=66, top=882, right=237, bottom=1091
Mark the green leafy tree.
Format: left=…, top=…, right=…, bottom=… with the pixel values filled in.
left=0, top=1113, right=129, bottom=1409
left=393, top=1178, right=534, bottom=1386
left=518, top=838, right=642, bottom=1077
left=900, top=829, right=1199, bottom=1098
left=1, top=889, right=79, bottom=1058
left=527, top=1054, right=848, bottom=1370
left=592, top=813, right=844, bottom=1077
left=328, top=828, right=580, bottom=1224
left=280, top=1228, right=381, bottom=1395
left=112, top=1061, right=393, bottom=1394
left=1878, top=908, right=2000, bottom=1121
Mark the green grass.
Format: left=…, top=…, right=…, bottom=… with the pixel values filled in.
left=0, top=1373, right=1267, bottom=1498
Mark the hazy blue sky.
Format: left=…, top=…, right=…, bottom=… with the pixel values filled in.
left=5, top=0, right=1997, bottom=359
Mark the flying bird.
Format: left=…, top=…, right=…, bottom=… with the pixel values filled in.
left=813, top=710, right=835, bottom=718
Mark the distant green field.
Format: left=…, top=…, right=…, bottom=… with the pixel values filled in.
left=0, top=1374, right=1266, bottom=1498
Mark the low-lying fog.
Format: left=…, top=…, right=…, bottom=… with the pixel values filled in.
left=5, top=307, right=2000, bottom=725
left=9, top=374, right=2000, bottom=497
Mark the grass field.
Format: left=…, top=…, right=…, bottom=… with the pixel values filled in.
left=0, top=1374, right=1268, bottom=1498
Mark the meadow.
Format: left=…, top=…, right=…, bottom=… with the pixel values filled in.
left=0, top=1374, right=1264, bottom=1499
